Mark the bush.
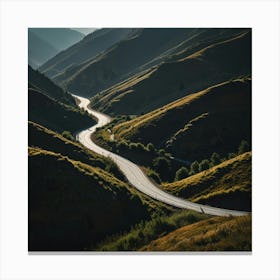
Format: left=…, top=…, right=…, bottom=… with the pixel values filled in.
left=174, top=167, right=189, bottom=181
left=153, top=157, right=171, bottom=176
left=146, top=168, right=161, bottom=184
left=189, top=161, right=199, bottom=175
left=210, top=152, right=221, bottom=166
left=228, top=152, right=236, bottom=159
left=238, top=140, right=250, bottom=155
left=62, top=131, right=74, bottom=141
left=199, top=159, right=210, bottom=172
left=147, top=143, right=156, bottom=153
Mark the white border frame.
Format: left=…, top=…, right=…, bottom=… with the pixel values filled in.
left=1, top=0, right=280, bottom=279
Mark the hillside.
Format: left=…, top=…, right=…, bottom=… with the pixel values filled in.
left=28, top=121, right=124, bottom=180
left=112, top=78, right=251, bottom=161
left=163, top=152, right=252, bottom=211
left=28, top=87, right=93, bottom=134
left=28, top=147, right=166, bottom=251
left=64, top=28, right=245, bottom=97
left=28, top=30, right=58, bottom=68
left=141, top=215, right=251, bottom=251
left=30, top=28, right=84, bottom=54
left=39, top=28, right=135, bottom=80
left=92, top=30, right=251, bottom=115
left=28, top=66, right=75, bottom=106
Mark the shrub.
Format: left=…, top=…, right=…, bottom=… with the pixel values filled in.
left=238, top=140, right=250, bottom=155
left=210, top=152, right=221, bottom=166
left=189, top=161, right=199, bottom=175
left=228, top=152, right=236, bottom=159
left=146, top=168, right=161, bottom=184
left=62, top=131, right=74, bottom=141
left=147, top=143, right=156, bottom=153
left=174, top=167, right=189, bottom=181
left=199, top=159, right=210, bottom=172
left=153, top=157, right=171, bottom=176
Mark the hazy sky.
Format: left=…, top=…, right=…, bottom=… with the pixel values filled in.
left=71, top=28, right=97, bottom=35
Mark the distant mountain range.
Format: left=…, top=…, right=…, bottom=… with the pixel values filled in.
left=28, top=28, right=85, bottom=68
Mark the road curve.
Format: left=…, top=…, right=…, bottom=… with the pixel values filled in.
left=74, top=94, right=249, bottom=217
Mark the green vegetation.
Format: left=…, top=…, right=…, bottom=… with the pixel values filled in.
left=141, top=215, right=251, bottom=251
left=112, top=78, right=251, bottom=161
left=28, top=87, right=94, bottom=134
left=174, top=167, right=189, bottom=181
left=97, top=210, right=209, bottom=251
left=28, top=66, right=75, bottom=106
left=163, top=152, right=252, bottom=211
left=28, top=146, right=172, bottom=251
left=91, top=29, right=251, bottom=115
left=28, top=121, right=124, bottom=181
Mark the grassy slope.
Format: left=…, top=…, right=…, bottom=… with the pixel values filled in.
left=28, top=146, right=171, bottom=251
left=40, top=28, right=134, bottom=79
left=98, top=209, right=210, bottom=251
left=28, top=66, right=75, bottom=106
left=28, top=87, right=94, bottom=134
left=93, top=30, right=251, bottom=115
left=141, top=215, right=251, bottom=251
left=28, top=121, right=124, bottom=180
left=66, top=28, right=211, bottom=96
left=163, top=152, right=252, bottom=211
left=112, top=78, right=251, bottom=161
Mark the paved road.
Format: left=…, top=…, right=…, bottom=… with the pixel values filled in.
left=73, top=94, right=249, bottom=217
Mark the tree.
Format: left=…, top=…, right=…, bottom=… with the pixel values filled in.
left=238, top=140, right=250, bottom=155
left=189, top=161, right=199, bottom=175
left=174, top=167, right=189, bottom=181
left=147, top=143, right=156, bottom=153
left=62, top=131, right=74, bottom=141
left=199, top=159, right=210, bottom=172
left=228, top=152, right=236, bottom=160
left=210, top=152, right=221, bottom=166
left=152, top=157, right=171, bottom=176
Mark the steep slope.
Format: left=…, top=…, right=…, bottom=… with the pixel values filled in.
left=112, top=78, right=251, bottom=161
left=28, top=121, right=124, bottom=180
left=163, top=152, right=252, bottom=211
left=28, top=66, right=75, bottom=106
left=28, top=147, right=162, bottom=251
left=141, top=215, right=251, bottom=251
left=28, top=87, right=93, bottom=134
left=30, top=28, right=84, bottom=53
left=93, top=30, right=251, bottom=115
left=28, top=30, right=58, bottom=68
left=39, top=28, right=135, bottom=80
left=65, top=28, right=214, bottom=96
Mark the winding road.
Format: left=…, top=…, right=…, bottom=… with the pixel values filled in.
left=74, top=94, right=249, bottom=217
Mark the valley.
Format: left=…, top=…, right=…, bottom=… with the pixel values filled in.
left=28, top=28, right=252, bottom=251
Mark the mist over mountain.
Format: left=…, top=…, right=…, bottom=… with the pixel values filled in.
left=28, top=28, right=84, bottom=68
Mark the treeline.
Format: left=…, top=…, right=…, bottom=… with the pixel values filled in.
left=174, top=140, right=250, bottom=181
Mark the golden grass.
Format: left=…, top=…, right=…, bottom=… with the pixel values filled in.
left=162, top=152, right=251, bottom=211
left=140, top=214, right=251, bottom=251
left=112, top=78, right=248, bottom=140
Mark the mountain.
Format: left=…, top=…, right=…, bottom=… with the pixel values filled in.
left=30, top=28, right=84, bottom=53
left=28, top=87, right=93, bottom=134
left=28, top=30, right=58, bottom=68
left=28, top=28, right=84, bottom=68
left=28, top=122, right=172, bottom=250
left=163, top=152, right=252, bottom=211
left=92, top=29, right=251, bottom=115
left=112, top=78, right=251, bottom=161
left=43, top=28, right=248, bottom=99
left=28, top=66, right=75, bottom=106
left=39, top=28, right=136, bottom=81
left=71, top=28, right=97, bottom=35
